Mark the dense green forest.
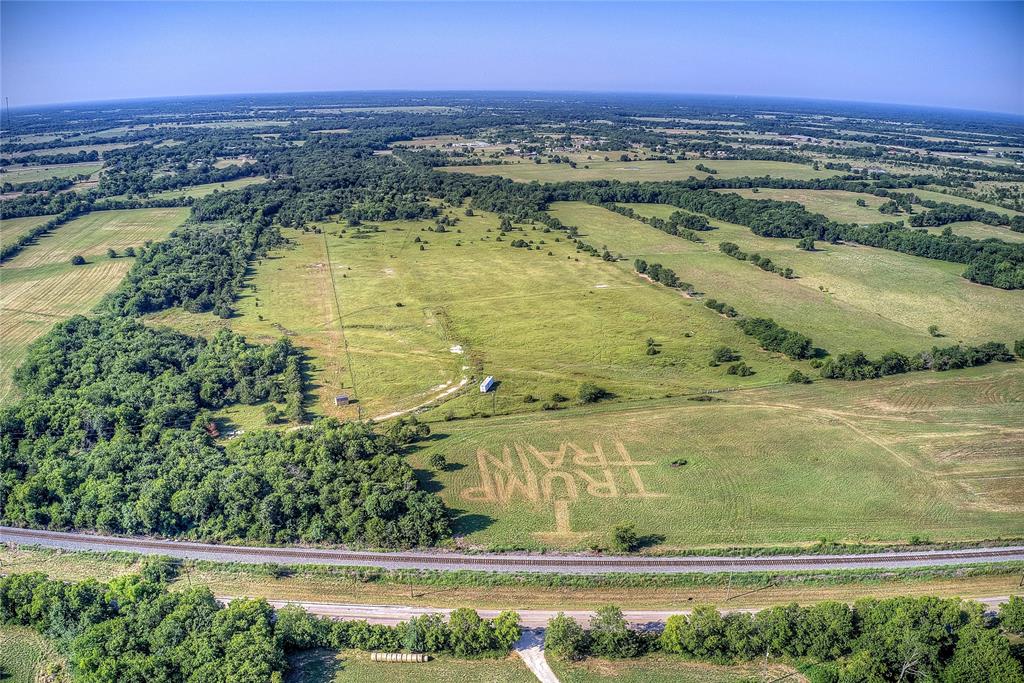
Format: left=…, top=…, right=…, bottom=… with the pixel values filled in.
left=545, top=597, right=1024, bottom=682
left=0, top=570, right=520, bottom=682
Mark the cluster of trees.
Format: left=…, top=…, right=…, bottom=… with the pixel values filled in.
left=735, top=317, right=816, bottom=360
left=821, top=341, right=1017, bottom=380
left=1, top=175, right=78, bottom=195
left=704, top=298, right=739, bottom=317
left=633, top=259, right=690, bottom=290
left=1, top=315, right=449, bottom=547
left=0, top=571, right=520, bottom=683
left=908, top=201, right=1012, bottom=228
left=103, top=220, right=282, bottom=318
left=545, top=598, right=1024, bottom=683
left=719, top=241, right=795, bottom=278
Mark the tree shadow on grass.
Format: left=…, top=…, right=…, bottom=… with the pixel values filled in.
left=449, top=509, right=495, bottom=536
left=635, top=533, right=666, bottom=551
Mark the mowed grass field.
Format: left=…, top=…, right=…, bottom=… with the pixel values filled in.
left=151, top=207, right=801, bottom=424
left=415, top=364, right=1024, bottom=550
left=1, top=161, right=103, bottom=183
left=1, top=207, right=188, bottom=400
left=550, top=657, right=801, bottom=683
left=0, top=626, right=69, bottom=683
left=1, top=214, right=52, bottom=242
left=438, top=157, right=839, bottom=183
left=549, top=202, right=1023, bottom=355
left=286, top=650, right=535, bottom=683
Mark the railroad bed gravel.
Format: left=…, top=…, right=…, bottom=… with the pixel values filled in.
left=3, top=527, right=1024, bottom=574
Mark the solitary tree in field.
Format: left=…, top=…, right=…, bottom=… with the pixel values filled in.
left=928, top=325, right=941, bottom=337
left=70, top=255, right=86, bottom=265
left=611, top=524, right=639, bottom=552
left=107, top=248, right=117, bottom=259
left=428, top=453, right=447, bottom=472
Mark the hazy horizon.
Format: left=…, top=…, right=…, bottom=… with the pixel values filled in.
left=3, top=1, right=1022, bottom=114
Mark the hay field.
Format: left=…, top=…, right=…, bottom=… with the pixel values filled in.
left=416, top=364, right=1024, bottom=550
left=551, top=202, right=1023, bottom=355
left=438, top=158, right=839, bottom=183
left=1, top=207, right=188, bottom=399
left=3, top=207, right=189, bottom=268
left=1, top=215, right=52, bottom=242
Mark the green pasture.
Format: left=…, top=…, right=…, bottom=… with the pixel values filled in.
left=415, top=364, right=1024, bottom=550
left=551, top=202, right=1023, bottom=356
left=152, top=208, right=800, bottom=423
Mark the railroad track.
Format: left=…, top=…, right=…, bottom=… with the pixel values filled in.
left=3, top=526, right=1024, bottom=574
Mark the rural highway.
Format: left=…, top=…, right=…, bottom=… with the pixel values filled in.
left=3, top=526, right=1024, bottom=574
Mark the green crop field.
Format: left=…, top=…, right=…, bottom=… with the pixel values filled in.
left=415, top=364, right=1024, bottom=550
left=286, top=649, right=535, bottom=683
left=551, top=202, right=1023, bottom=356
left=438, top=157, right=839, bottom=183
left=150, top=207, right=801, bottom=424
left=0, top=626, right=69, bottom=683
left=1, top=207, right=188, bottom=399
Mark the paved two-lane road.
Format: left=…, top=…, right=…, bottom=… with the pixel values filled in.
left=3, top=526, right=1024, bottom=574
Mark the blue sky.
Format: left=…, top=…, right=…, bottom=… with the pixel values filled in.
left=2, top=1, right=1022, bottom=113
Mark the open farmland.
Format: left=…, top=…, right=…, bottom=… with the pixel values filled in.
left=3, top=207, right=188, bottom=267
left=439, top=157, right=840, bottom=183
left=151, top=207, right=802, bottom=425
left=1, top=161, right=103, bottom=183
left=0, top=207, right=188, bottom=398
left=415, top=364, right=1024, bottom=550
left=1, top=214, right=52, bottom=242
left=549, top=202, right=1023, bottom=355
